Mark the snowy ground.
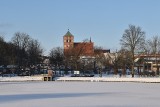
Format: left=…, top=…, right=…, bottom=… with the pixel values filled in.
left=0, top=82, right=160, bottom=107
left=56, top=76, right=160, bottom=83
left=0, top=76, right=43, bottom=82
left=1, top=74, right=160, bottom=83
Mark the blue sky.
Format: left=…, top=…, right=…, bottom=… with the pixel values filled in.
left=0, top=0, right=160, bottom=55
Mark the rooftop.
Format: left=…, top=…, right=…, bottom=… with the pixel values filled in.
left=64, top=29, right=74, bottom=37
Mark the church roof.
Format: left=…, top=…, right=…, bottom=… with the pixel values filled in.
left=64, top=30, right=74, bottom=37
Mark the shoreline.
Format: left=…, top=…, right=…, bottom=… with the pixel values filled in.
left=55, top=77, right=160, bottom=83
left=1, top=76, right=160, bottom=83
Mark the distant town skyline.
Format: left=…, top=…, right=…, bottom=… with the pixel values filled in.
left=0, top=0, right=160, bottom=55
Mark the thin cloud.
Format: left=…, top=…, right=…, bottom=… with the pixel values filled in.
left=0, top=23, right=13, bottom=28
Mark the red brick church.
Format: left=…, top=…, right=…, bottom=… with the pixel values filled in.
left=63, top=30, right=94, bottom=56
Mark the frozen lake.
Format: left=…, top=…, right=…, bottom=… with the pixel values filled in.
left=0, top=81, right=160, bottom=107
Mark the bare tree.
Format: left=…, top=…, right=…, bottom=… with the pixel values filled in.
left=0, top=36, right=6, bottom=65
left=147, top=36, right=160, bottom=54
left=12, top=32, right=30, bottom=50
left=0, top=36, right=18, bottom=66
left=118, top=49, right=132, bottom=76
left=27, top=39, right=43, bottom=65
left=11, top=32, right=31, bottom=66
left=7, top=43, right=17, bottom=65
left=49, top=47, right=64, bottom=69
left=108, top=50, right=121, bottom=75
left=11, top=32, right=44, bottom=69
left=94, top=46, right=110, bottom=76
left=120, top=25, right=145, bottom=77
left=0, top=36, right=4, bottom=42
left=147, top=36, right=160, bottom=75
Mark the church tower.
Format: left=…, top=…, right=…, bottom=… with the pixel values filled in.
left=63, top=29, right=74, bottom=52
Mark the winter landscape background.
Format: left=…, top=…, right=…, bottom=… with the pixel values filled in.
left=0, top=81, right=160, bottom=107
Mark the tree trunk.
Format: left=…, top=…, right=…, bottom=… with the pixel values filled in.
left=122, top=66, right=126, bottom=76
left=114, top=67, right=118, bottom=75
left=131, top=54, right=135, bottom=77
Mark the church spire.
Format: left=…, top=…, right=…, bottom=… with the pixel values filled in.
left=64, top=29, right=73, bottom=37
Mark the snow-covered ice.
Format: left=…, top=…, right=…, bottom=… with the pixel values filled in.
left=0, top=76, right=43, bottom=82
left=2, top=75, right=160, bottom=83
left=0, top=81, right=160, bottom=107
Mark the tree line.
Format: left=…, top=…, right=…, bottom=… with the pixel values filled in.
left=49, top=25, right=160, bottom=77
left=0, top=32, right=43, bottom=68
left=1, top=25, right=160, bottom=77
